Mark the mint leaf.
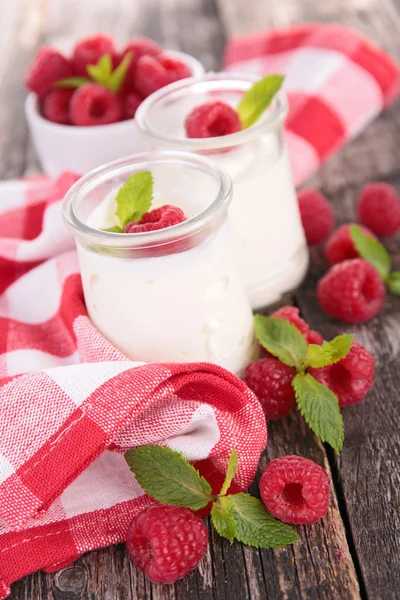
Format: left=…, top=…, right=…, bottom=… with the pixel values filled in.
left=229, top=493, right=299, bottom=548
left=211, top=497, right=237, bottom=543
left=102, top=225, right=124, bottom=233
left=115, top=171, right=153, bottom=228
left=54, top=76, right=90, bottom=88
left=350, top=225, right=391, bottom=280
left=108, top=51, right=133, bottom=93
left=306, top=333, right=354, bottom=368
left=87, top=53, right=113, bottom=87
left=125, top=445, right=214, bottom=510
left=219, top=449, right=238, bottom=496
left=387, top=271, right=400, bottom=295
left=254, top=315, right=308, bottom=369
left=237, top=75, right=285, bottom=129
left=293, top=373, right=344, bottom=452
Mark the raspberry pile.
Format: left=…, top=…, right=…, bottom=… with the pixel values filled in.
left=260, top=456, right=330, bottom=524
left=126, top=504, right=208, bottom=583
left=302, top=183, right=400, bottom=323
left=25, top=34, right=193, bottom=126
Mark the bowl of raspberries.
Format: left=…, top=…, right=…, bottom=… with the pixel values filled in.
left=24, top=33, right=204, bottom=177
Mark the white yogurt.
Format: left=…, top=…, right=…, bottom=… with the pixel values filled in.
left=76, top=187, right=257, bottom=375
left=135, top=74, right=309, bottom=310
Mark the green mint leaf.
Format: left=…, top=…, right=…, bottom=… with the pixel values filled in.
left=219, top=449, right=238, bottom=496
left=116, top=171, right=153, bottom=227
left=350, top=225, right=391, bottom=280
left=54, top=76, right=90, bottom=88
left=125, top=445, right=214, bottom=510
left=211, top=497, right=237, bottom=543
left=229, top=493, right=299, bottom=548
left=387, top=271, right=400, bottom=295
left=306, top=333, right=354, bottom=368
left=237, top=74, right=285, bottom=129
left=87, top=53, right=113, bottom=88
left=108, top=51, right=133, bottom=93
left=102, top=225, right=124, bottom=233
left=254, top=315, right=308, bottom=369
left=293, top=373, right=344, bottom=452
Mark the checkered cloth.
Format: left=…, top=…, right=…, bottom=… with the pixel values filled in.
left=225, top=23, right=399, bottom=184
left=0, top=23, right=398, bottom=597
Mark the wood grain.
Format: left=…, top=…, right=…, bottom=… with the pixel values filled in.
left=2, top=0, right=400, bottom=597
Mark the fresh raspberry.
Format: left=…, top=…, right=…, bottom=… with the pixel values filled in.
left=24, top=47, right=74, bottom=100
left=134, top=55, right=172, bottom=97
left=243, top=358, right=296, bottom=420
left=123, top=92, right=143, bottom=119
left=185, top=101, right=242, bottom=138
left=325, top=223, right=376, bottom=265
left=125, top=205, right=186, bottom=233
left=158, top=55, right=192, bottom=81
left=272, top=306, right=309, bottom=337
left=69, top=84, right=122, bottom=126
left=118, top=38, right=162, bottom=93
left=126, top=504, right=208, bottom=583
left=306, top=329, right=324, bottom=345
left=260, top=455, right=330, bottom=524
left=42, top=89, right=73, bottom=124
left=309, top=342, right=374, bottom=407
left=72, top=33, right=116, bottom=76
left=298, top=188, right=335, bottom=245
left=357, top=182, right=400, bottom=237
left=317, top=259, right=386, bottom=323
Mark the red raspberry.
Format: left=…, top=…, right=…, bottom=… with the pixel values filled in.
left=134, top=55, right=171, bottom=97
left=306, top=330, right=324, bottom=345
left=357, top=182, right=400, bottom=237
left=185, top=101, right=242, bottom=138
left=243, top=358, right=296, bottom=420
left=260, top=455, right=330, bottom=524
left=158, top=55, right=192, bottom=81
left=298, top=188, right=335, bottom=245
left=325, top=223, right=376, bottom=265
left=309, top=342, right=374, bottom=407
left=24, top=47, right=74, bottom=100
left=125, top=205, right=186, bottom=233
left=42, top=89, right=73, bottom=124
left=272, top=306, right=309, bottom=337
left=126, top=504, right=208, bottom=583
left=119, top=37, right=162, bottom=93
left=317, top=259, right=386, bottom=323
left=72, top=33, right=116, bottom=76
left=69, top=84, right=122, bottom=126
left=123, top=92, right=143, bottom=119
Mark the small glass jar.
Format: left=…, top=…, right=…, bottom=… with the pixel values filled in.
left=63, top=151, right=257, bottom=374
left=135, top=73, right=309, bottom=310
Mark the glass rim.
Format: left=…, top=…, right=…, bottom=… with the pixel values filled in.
left=135, top=71, right=288, bottom=150
left=62, top=150, right=233, bottom=249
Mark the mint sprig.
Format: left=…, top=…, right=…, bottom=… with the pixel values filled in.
left=237, top=74, right=285, bottom=129
left=350, top=225, right=400, bottom=295
left=55, top=52, right=132, bottom=94
left=254, top=315, right=308, bottom=370
left=115, top=171, right=153, bottom=229
left=293, top=374, right=344, bottom=453
left=126, top=446, right=298, bottom=549
left=253, top=315, right=353, bottom=452
left=125, top=445, right=214, bottom=510
left=54, top=76, right=90, bottom=89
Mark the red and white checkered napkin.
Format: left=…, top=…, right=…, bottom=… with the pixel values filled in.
left=0, top=176, right=267, bottom=597
left=224, top=23, right=399, bottom=184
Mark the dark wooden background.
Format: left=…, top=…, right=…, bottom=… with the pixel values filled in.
left=1, top=0, right=400, bottom=598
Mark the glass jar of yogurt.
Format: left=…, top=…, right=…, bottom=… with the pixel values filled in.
left=135, top=73, right=309, bottom=310
left=63, top=151, right=257, bottom=374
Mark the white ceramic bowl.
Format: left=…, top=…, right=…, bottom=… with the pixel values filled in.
left=25, top=50, right=205, bottom=177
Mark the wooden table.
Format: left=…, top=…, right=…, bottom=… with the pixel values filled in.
left=1, top=0, right=400, bottom=598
